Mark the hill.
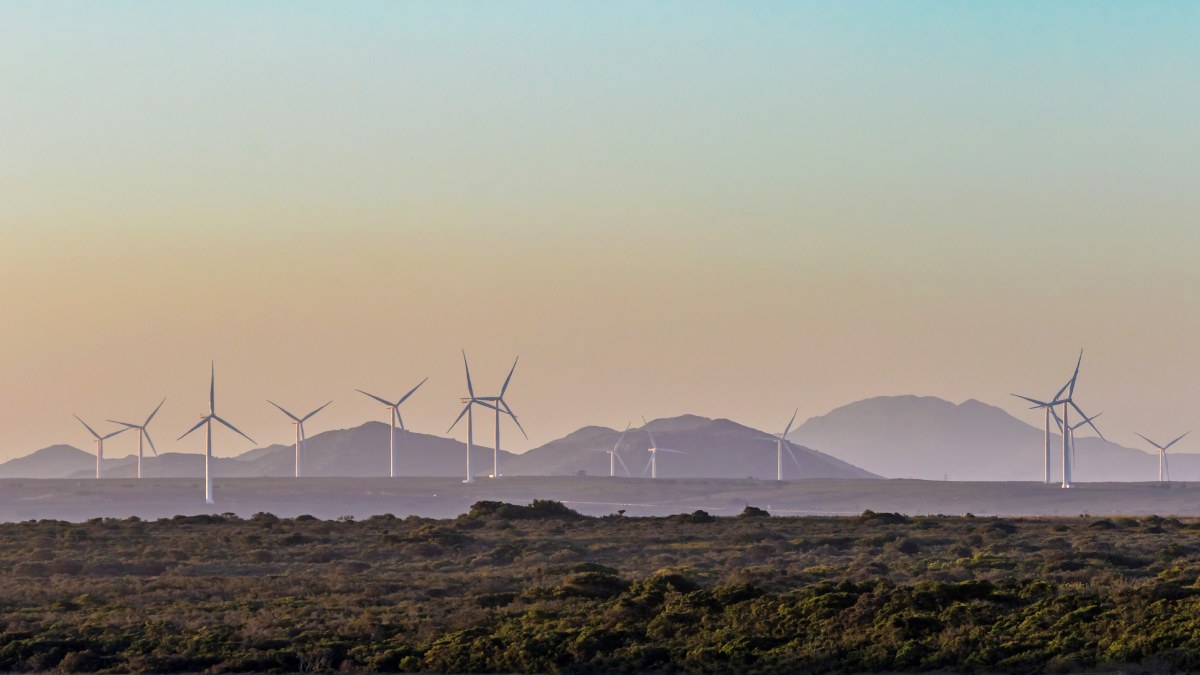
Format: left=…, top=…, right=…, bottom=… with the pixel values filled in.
left=0, top=445, right=93, bottom=478
left=507, top=415, right=877, bottom=479
left=789, top=395, right=1200, bottom=482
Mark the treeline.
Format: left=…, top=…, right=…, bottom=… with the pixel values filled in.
left=2, top=503, right=1200, bottom=672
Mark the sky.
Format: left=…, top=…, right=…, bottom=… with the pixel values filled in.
left=1, top=1, right=1198, bottom=462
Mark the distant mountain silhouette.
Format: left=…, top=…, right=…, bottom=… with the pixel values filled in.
left=507, top=415, right=877, bottom=479
left=3, top=417, right=876, bottom=480
left=789, top=395, right=1199, bottom=482
left=0, top=445, right=93, bottom=478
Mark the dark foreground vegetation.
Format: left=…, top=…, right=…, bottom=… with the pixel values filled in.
left=3, top=502, right=1200, bottom=673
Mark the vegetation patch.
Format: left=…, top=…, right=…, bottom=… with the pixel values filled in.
left=1, top=503, right=1200, bottom=673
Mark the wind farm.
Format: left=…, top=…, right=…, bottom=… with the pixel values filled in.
left=4, top=3, right=1200, bottom=672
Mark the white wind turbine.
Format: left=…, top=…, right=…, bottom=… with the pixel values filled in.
left=447, top=350, right=502, bottom=484
left=1047, top=351, right=1103, bottom=489
left=589, top=423, right=632, bottom=477
left=473, top=357, right=527, bottom=478
left=178, top=364, right=256, bottom=505
left=73, top=416, right=128, bottom=479
left=1135, top=432, right=1189, bottom=483
left=267, top=400, right=332, bottom=478
left=641, top=416, right=687, bottom=479
left=357, top=378, right=426, bottom=477
left=109, top=398, right=166, bottom=479
left=763, top=409, right=806, bottom=481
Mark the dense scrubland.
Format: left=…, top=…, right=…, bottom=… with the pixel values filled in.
left=3, top=502, right=1200, bottom=673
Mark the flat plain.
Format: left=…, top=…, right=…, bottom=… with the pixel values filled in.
left=1, top=476, right=1199, bottom=522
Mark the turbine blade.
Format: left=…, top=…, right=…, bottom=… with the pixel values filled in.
left=462, top=349, right=474, bottom=397
left=1165, top=431, right=1190, bottom=450
left=144, top=397, right=166, bottom=426
left=74, top=415, right=101, bottom=440
left=612, top=423, right=631, bottom=453
left=397, top=378, right=428, bottom=405
left=501, top=400, right=528, bottom=440
left=447, top=403, right=472, bottom=433
left=395, top=409, right=406, bottom=432
left=642, top=415, right=656, bottom=449
left=615, top=450, right=631, bottom=477
left=209, top=363, right=216, bottom=414
left=1135, top=433, right=1164, bottom=451
left=641, top=457, right=652, bottom=478
left=783, top=408, right=799, bottom=438
left=178, top=416, right=211, bottom=441
left=144, top=430, right=159, bottom=456
left=356, top=389, right=395, bottom=407
left=785, top=441, right=803, bottom=473
left=107, top=419, right=140, bottom=429
left=474, top=399, right=501, bottom=412
left=1070, top=401, right=1103, bottom=439
left=658, top=448, right=688, bottom=454
left=267, top=400, right=301, bottom=422
left=1049, top=405, right=1064, bottom=433
left=214, top=415, right=256, bottom=445
left=500, top=356, right=519, bottom=396
left=301, top=400, right=332, bottom=422
left=1067, top=349, right=1083, bottom=398
left=101, top=427, right=128, bottom=440
left=1012, top=394, right=1050, bottom=407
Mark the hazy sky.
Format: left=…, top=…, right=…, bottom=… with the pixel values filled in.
left=2, top=2, right=1198, bottom=462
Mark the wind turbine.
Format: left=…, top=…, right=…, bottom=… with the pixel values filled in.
left=589, top=423, right=632, bottom=477
left=1048, top=351, right=1103, bottom=489
left=357, top=378, right=426, bottom=477
left=472, top=357, right=527, bottom=478
left=178, top=364, right=256, bottom=505
left=641, top=416, right=687, bottom=479
left=73, top=416, right=128, bottom=479
left=1135, top=432, right=1189, bottom=483
left=447, top=351, right=501, bottom=484
left=109, top=398, right=165, bottom=479
left=267, top=400, right=332, bottom=478
left=763, top=409, right=806, bottom=481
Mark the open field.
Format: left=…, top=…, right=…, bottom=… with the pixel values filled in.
left=2, top=476, right=1200, bottom=522
left=3, top=504, right=1200, bottom=673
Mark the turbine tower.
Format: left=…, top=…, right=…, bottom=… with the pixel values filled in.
left=641, top=416, right=687, bottom=479
left=1135, top=432, right=1189, bottom=483
left=357, top=378, right=426, bottom=477
left=267, top=400, right=332, bottom=478
left=764, top=409, right=806, bottom=481
left=73, top=416, right=127, bottom=479
left=109, top=398, right=165, bottom=479
left=473, top=357, right=527, bottom=478
left=448, top=351, right=502, bottom=484
left=178, top=364, right=256, bottom=505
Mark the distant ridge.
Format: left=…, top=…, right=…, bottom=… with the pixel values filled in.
left=1, top=417, right=877, bottom=481
left=506, top=416, right=877, bottom=479
left=789, top=395, right=1200, bottom=482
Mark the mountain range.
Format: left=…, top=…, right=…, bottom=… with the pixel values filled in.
left=6, top=396, right=1194, bottom=482
left=789, top=395, right=1199, bottom=482
left=0, top=416, right=874, bottom=481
